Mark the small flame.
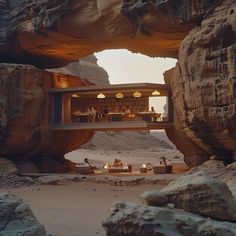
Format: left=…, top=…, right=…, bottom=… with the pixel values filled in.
left=104, top=164, right=108, bottom=169
left=142, top=164, right=146, bottom=168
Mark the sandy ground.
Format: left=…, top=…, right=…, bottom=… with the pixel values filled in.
left=2, top=146, right=186, bottom=236
left=1, top=131, right=186, bottom=236
left=3, top=182, right=165, bottom=236
left=66, top=148, right=183, bottom=171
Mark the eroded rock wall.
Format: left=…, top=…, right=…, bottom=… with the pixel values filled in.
left=0, top=0, right=221, bottom=68
left=0, top=0, right=235, bottom=167
left=0, top=64, right=94, bottom=164
left=171, top=0, right=236, bottom=162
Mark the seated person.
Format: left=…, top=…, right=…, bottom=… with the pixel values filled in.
left=151, top=106, right=156, bottom=113
left=102, top=106, right=109, bottom=117
left=112, top=158, right=123, bottom=167
left=124, top=106, right=131, bottom=117
left=160, top=157, right=167, bottom=165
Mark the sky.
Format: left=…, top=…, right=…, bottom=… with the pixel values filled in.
left=95, top=49, right=176, bottom=113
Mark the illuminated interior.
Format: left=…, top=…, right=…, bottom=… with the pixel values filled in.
left=50, top=83, right=173, bottom=131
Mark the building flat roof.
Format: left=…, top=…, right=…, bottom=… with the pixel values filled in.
left=50, top=83, right=170, bottom=94
left=49, top=83, right=171, bottom=96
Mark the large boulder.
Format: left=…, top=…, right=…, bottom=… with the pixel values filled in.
left=140, top=171, right=236, bottom=221
left=0, top=63, right=94, bottom=169
left=188, top=160, right=236, bottom=199
left=170, top=0, right=236, bottom=164
left=48, top=55, right=109, bottom=86
left=0, top=192, right=48, bottom=236
left=103, top=201, right=236, bottom=236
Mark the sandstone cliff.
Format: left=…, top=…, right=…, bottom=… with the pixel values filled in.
left=48, top=55, right=109, bottom=86
left=0, top=0, right=235, bottom=168
left=0, top=63, right=94, bottom=172
left=171, top=0, right=236, bottom=165
left=0, top=0, right=220, bottom=68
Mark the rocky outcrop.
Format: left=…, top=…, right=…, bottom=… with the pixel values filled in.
left=103, top=201, right=236, bottom=236
left=0, top=157, right=17, bottom=174
left=140, top=171, right=236, bottom=221
left=0, top=0, right=235, bottom=167
left=0, top=0, right=221, bottom=68
left=0, top=192, right=48, bottom=236
left=188, top=160, right=236, bottom=198
left=171, top=0, right=236, bottom=163
left=48, top=55, right=109, bottom=86
left=0, top=63, right=94, bottom=171
left=104, top=169, right=236, bottom=235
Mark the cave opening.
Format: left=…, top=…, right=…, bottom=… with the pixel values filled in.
left=64, top=49, right=184, bottom=174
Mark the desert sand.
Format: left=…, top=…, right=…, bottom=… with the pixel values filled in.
left=0, top=131, right=186, bottom=236
left=5, top=182, right=165, bottom=236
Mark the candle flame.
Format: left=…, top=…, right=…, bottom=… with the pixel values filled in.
left=142, top=164, right=146, bottom=168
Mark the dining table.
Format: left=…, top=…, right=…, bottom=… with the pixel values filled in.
left=107, top=112, right=125, bottom=122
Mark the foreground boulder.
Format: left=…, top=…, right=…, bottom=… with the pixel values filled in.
left=188, top=160, right=236, bottom=198
left=0, top=192, right=48, bottom=236
left=103, top=202, right=236, bottom=236
left=140, top=171, right=236, bottom=221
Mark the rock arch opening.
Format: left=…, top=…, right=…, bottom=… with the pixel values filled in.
left=0, top=0, right=235, bottom=171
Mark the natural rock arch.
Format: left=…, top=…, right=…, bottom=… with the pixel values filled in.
left=0, top=0, right=235, bottom=169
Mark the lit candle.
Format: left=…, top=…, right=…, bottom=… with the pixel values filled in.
left=104, top=163, right=108, bottom=169
left=140, top=164, right=147, bottom=173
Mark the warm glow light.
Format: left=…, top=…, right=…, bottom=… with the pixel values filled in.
left=60, top=80, right=69, bottom=88
left=115, top=92, right=124, bottom=99
left=142, top=164, right=146, bottom=168
left=152, top=90, right=161, bottom=96
left=71, top=94, right=79, bottom=98
left=133, top=91, right=142, bottom=97
left=104, top=163, right=108, bottom=169
left=97, top=93, right=106, bottom=99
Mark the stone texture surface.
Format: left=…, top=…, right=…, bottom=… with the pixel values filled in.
left=0, top=0, right=220, bottom=68
left=0, top=192, right=48, bottom=236
left=0, top=0, right=235, bottom=167
left=0, top=63, right=94, bottom=170
left=188, top=160, right=236, bottom=199
left=140, top=171, right=236, bottom=221
left=171, top=0, right=236, bottom=163
left=48, top=55, right=109, bottom=86
left=0, top=158, right=18, bottom=174
left=103, top=201, right=236, bottom=236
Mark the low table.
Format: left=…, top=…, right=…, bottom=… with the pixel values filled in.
left=153, top=165, right=173, bottom=174
left=75, top=165, right=91, bottom=175
left=108, top=167, right=125, bottom=173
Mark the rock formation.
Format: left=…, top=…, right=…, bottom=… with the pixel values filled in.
left=0, top=0, right=212, bottom=68
left=0, top=63, right=94, bottom=172
left=0, top=192, right=48, bottom=236
left=0, top=0, right=235, bottom=167
left=140, top=171, right=236, bottom=221
left=103, top=201, right=236, bottom=236
left=104, top=170, right=236, bottom=235
left=48, top=55, right=109, bottom=86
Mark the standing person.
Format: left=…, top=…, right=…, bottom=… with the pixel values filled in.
left=150, top=106, right=156, bottom=122
left=90, top=106, right=97, bottom=122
